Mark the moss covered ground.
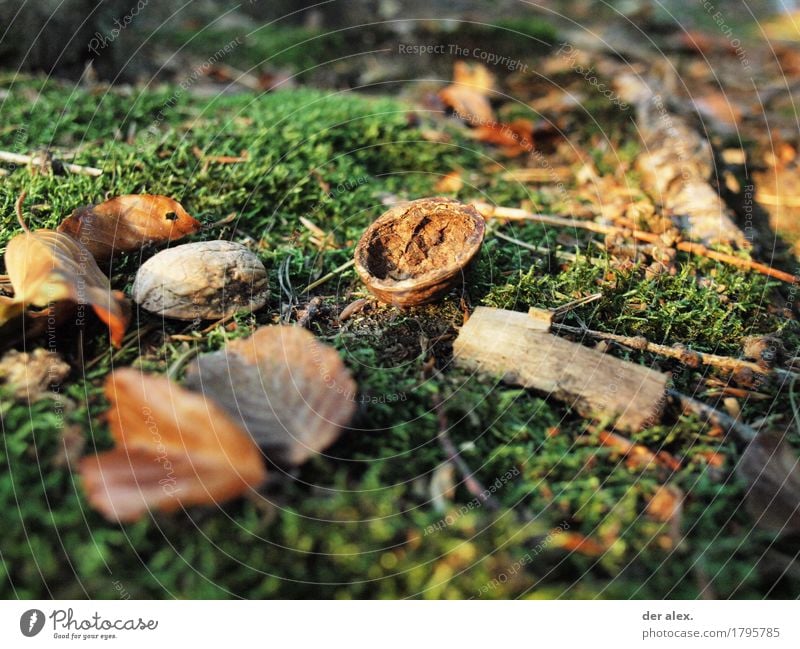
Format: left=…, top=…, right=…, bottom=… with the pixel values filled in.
left=1, top=24, right=799, bottom=598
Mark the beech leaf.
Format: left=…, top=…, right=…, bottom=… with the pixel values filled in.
left=79, top=369, right=267, bottom=523
left=737, top=430, right=800, bottom=535
left=184, top=325, right=357, bottom=466
left=438, top=85, right=494, bottom=125
left=58, top=194, right=201, bottom=261
left=3, top=230, right=129, bottom=346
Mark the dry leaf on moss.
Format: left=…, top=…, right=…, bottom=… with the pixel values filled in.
left=472, top=118, right=534, bottom=157
left=58, top=194, right=201, bottom=261
left=452, top=61, right=495, bottom=95
left=184, top=325, right=357, bottom=466
left=79, top=369, right=266, bottom=523
left=737, top=430, right=800, bottom=535
left=439, top=85, right=494, bottom=125
left=434, top=170, right=464, bottom=193
left=2, top=230, right=129, bottom=346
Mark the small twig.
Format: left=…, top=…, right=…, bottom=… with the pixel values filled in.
left=474, top=202, right=799, bottom=285
left=15, top=191, right=30, bottom=232
left=552, top=292, right=603, bottom=317
left=789, top=374, right=800, bottom=437
left=302, top=259, right=355, bottom=293
left=0, top=150, right=102, bottom=176
left=431, top=392, right=501, bottom=512
left=200, top=313, right=236, bottom=334
left=552, top=322, right=768, bottom=375
left=501, top=167, right=572, bottom=183
left=754, top=192, right=800, bottom=208
left=296, top=296, right=323, bottom=328
left=669, top=388, right=757, bottom=444
left=492, top=230, right=579, bottom=262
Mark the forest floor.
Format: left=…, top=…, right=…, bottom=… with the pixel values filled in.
left=1, top=8, right=799, bottom=598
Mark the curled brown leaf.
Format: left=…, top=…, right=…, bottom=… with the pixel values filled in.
left=737, top=430, right=800, bottom=535
left=184, top=325, right=357, bottom=466
left=58, top=194, right=201, bottom=261
left=79, top=369, right=267, bottom=523
left=2, top=230, right=129, bottom=346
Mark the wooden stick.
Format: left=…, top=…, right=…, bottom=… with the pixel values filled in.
left=473, top=202, right=799, bottom=285
left=552, top=322, right=768, bottom=375
left=0, top=150, right=102, bottom=176
left=668, top=389, right=757, bottom=444
left=755, top=192, right=800, bottom=208
left=431, top=392, right=501, bottom=511
left=453, top=307, right=668, bottom=431
left=302, top=259, right=355, bottom=293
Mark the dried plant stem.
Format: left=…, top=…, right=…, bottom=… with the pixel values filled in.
left=0, top=150, right=102, bottom=176
left=492, top=230, right=578, bottom=262
left=167, top=346, right=201, bottom=380
left=302, top=259, right=355, bottom=293
left=669, top=389, right=757, bottom=444
left=552, top=323, right=767, bottom=374
left=474, top=202, right=799, bottom=285
left=431, top=392, right=500, bottom=512
left=15, top=191, right=30, bottom=232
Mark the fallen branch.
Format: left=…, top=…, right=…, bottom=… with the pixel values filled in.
left=669, top=389, right=758, bottom=444
left=552, top=323, right=766, bottom=375
left=0, top=150, right=102, bottom=176
left=431, top=392, right=500, bottom=511
left=473, top=202, right=799, bottom=285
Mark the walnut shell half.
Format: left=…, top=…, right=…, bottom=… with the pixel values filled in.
left=354, top=197, right=485, bottom=307
left=132, top=241, right=268, bottom=320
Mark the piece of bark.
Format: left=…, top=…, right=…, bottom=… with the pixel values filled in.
left=615, top=73, right=747, bottom=247
left=453, top=307, right=667, bottom=431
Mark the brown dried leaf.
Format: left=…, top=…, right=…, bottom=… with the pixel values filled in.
left=79, top=369, right=266, bottom=523
left=184, top=325, right=357, bottom=466
left=556, top=532, right=607, bottom=557
left=472, top=119, right=534, bottom=157
left=58, top=194, right=201, bottom=261
left=452, top=61, right=495, bottom=96
left=3, top=230, right=129, bottom=346
left=439, top=85, right=494, bottom=125
left=737, top=430, right=800, bottom=535
left=434, top=170, right=464, bottom=193
left=646, top=485, right=684, bottom=523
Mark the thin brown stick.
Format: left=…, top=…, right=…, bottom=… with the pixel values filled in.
left=552, top=322, right=767, bottom=374
left=473, top=202, right=799, bottom=285
left=0, top=150, right=102, bottom=176
left=668, top=389, right=757, bottom=444
left=15, top=191, right=29, bottom=233
left=302, top=259, right=355, bottom=293
left=755, top=192, right=800, bottom=208
left=431, top=392, right=500, bottom=511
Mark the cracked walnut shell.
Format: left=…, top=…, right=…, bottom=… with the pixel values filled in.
left=354, top=197, right=485, bottom=306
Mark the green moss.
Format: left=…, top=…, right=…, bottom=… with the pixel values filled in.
left=0, top=76, right=797, bottom=599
